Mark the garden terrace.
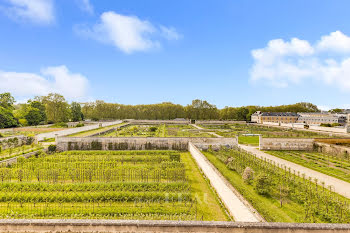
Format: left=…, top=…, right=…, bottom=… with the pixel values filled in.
left=0, top=150, right=228, bottom=221
left=200, top=124, right=344, bottom=139
left=202, top=147, right=350, bottom=223
left=100, top=124, right=215, bottom=138
left=265, top=150, right=350, bottom=183
left=0, top=127, right=64, bottom=137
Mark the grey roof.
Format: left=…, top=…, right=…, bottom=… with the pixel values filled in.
left=261, top=112, right=299, bottom=117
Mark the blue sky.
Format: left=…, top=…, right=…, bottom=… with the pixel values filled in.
left=0, top=0, right=350, bottom=109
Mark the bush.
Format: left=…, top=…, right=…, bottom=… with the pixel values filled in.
left=320, top=123, right=332, bottom=127
left=254, top=174, right=271, bottom=196
left=48, top=145, right=57, bottom=153
left=0, top=133, right=3, bottom=138
left=242, top=167, right=254, bottom=184
left=149, top=126, right=158, bottom=132
left=75, top=123, right=85, bottom=127
left=53, top=122, right=68, bottom=128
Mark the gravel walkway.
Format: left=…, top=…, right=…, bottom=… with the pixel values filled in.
left=239, top=144, right=350, bottom=199
left=189, top=143, right=262, bottom=222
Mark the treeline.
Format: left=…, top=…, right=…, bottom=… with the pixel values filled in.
left=0, top=92, right=320, bottom=129
left=82, top=100, right=319, bottom=121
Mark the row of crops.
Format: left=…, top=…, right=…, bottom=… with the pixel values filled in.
left=100, top=124, right=214, bottom=138
left=0, top=151, right=198, bottom=220
left=204, top=148, right=350, bottom=223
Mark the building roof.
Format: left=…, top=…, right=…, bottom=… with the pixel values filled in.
left=261, top=112, right=299, bottom=117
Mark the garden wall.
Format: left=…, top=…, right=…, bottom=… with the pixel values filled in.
left=127, top=120, right=190, bottom=124
left=259, top=137, right=314, bottom=151
left=196, top=120, right=246, bottom=124
left=0, top=219, right=349, bottom=233
left=56, top=137, right=237, bottom=151
left=314, top=142, right=350, bottom=157
left=0, top=136, right=34, bottom=150
left=87, top=123, right=130, bottom=137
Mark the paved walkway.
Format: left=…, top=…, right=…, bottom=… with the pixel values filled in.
left=189, top=143, right=261, bottom=222
left=239, top=144, right=350, bottom=199
left=36, top=121, right=122, bottom=141
left=191, top=124, right=223, bottom=138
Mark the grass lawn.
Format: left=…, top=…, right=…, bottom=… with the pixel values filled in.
left=238, top=136, right=259, bottom=146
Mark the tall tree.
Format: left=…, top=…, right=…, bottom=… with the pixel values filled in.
left=0, top=93, right=15, bottom=110
left=36, top=93, right=70, bottom=123
left=71, top=102, right=84, bottom=122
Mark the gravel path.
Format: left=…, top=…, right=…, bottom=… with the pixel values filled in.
left=191, top=124, right=223, bottom=138
left=239, top=144, right=350, bottom=199
left=36, top=121, right=122, bottom=141
left=189, top=143, right=262, bottom=222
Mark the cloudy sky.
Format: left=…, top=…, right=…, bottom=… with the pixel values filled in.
left=0, top=0, right=350, bottom=110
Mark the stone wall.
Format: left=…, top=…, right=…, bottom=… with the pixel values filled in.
left=0, top=136, right=34, bottom=150
left=314, top=142, right=350, bottom=156
left=196, top=120, right=246, bottom=124
left=127, top=120, right=190, bottom=124
left=0, top=219, right=348, bottom=233
left=259, top=137, right=315, bottom=151
left=56, top=137, right=237, bottom=151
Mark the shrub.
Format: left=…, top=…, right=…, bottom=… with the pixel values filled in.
left=242, top=167, right=254, bottom=184
left=75, top=123, right=85, bottom=127
left=48, top=145, right=57, bottom=153
left=53, top=122, right=68, bottom=128
left=0, top=133, right=3, bottom=138
left=254, top=174, right=271, bottom=196
left=320, top=123, right=332, bottom=127
left=149, top=126, right=158, bottom=132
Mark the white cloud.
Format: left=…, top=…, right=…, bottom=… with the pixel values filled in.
left=75, top=11, right=182, bottom=54
left=1, top=0, right=54, bottom=24
left=250, top=31, right=350, bottom=91
left=77, top=0, right=93, bottom=14
left=317, top=31, right=350, bottom=53
left=0, top=66, right=89, bottom=100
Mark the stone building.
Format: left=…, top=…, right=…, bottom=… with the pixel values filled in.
left=251, top=112, right=299, bottom=124
left=297, top=112, right=347, bottom=125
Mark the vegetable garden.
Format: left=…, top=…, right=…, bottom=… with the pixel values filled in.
left=0, top=150, right=227, bottom=220
left=203, top=147, right=350, bottom=223
left=101, top=124, right=214, bottom=138
left=200, top=124, right=341, bottom=138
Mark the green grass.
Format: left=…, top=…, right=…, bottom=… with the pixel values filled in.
left=203, top=151, right=308, bottom=222
left=238, top=136, right=259, bottom=146
left=266, top=151, right=350, bottom=183
left=0, top=145, right=42, bottom=161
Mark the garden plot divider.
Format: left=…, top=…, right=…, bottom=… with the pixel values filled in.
left=56, top=137, right=238, bottom=151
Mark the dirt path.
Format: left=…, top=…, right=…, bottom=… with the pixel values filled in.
left=191, top=124, right=223, bottom=138
left=189, top=143, right=262, bottom=222
left=239, top=144, right=350, bottom=199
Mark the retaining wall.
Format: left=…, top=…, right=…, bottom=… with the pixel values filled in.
left=0, top=136, right=34, bottom=150
left=56, top=137, right=237, bottom=151
left=314, top=142, right=350, bottom=156
left=259, top=137, right=314, bottom=151
left=0, top=219, right=348, bottom=233
left=127, top=120, right=190, bottom=124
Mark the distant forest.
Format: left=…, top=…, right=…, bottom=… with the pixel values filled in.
left=0, top=92, right=320, bottom=129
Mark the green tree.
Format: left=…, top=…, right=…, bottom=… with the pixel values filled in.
left=36, top=93, right=71, bottom=123
left=0, top=93, right=15, bottom=110
left=71, top=102, right=84, bottom=122
left=29, top=101, right=47, bottom=122
left=0, top=107, right=18, bottom=128
left=25, top=108, right=43, bottom=126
